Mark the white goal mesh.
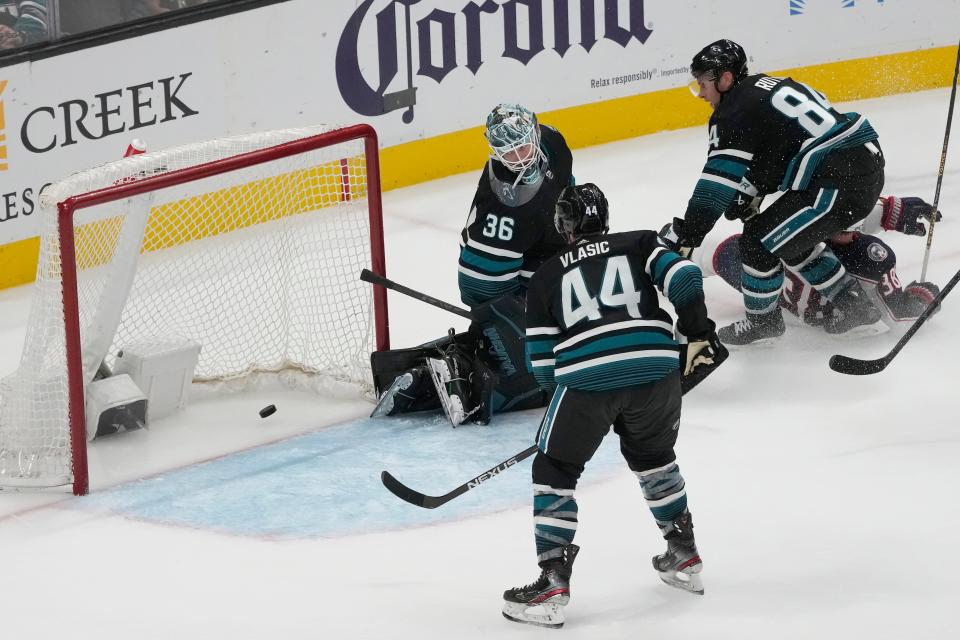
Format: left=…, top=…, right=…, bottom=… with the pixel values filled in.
left=0, top=125, right=387, bottom=493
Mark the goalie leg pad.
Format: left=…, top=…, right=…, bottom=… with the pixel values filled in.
left=370, top=365, right=429, bottom=418
left=371, top=332, right=498, bottom=423
left=426, top=345, right=480, bottom=427
left=471, top=293, right=549, bottom=415
left=370, top=332, right=473, bottom=414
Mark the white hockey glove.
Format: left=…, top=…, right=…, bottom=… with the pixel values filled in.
left=683, top=335, right=717, bottom=375
left=675, top=325, right=728, bottom=394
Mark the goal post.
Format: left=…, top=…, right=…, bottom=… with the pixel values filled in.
left=0, top=124, right=389, bottom=496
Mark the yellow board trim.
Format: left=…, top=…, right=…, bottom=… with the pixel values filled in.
left=381, top=45, right=959, bottom=191
left=0, top=236, right=39, bottom=289
left=1, top=44, right=957, bottom=290
left=139, top=157, right=366, bottom=254
left=69, top=157, right=367, bottom=272
left=0, top=79, right=8, bottom=171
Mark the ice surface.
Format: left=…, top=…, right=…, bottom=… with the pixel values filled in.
left=0, top=88, right=958, bottom=639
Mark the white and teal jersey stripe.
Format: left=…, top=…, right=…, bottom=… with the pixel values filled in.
left=685, top=148, right=758, bottom=245
left=458, top=234, right=525, bottom=306
left=457, top=126, right=574, bottom=307
left=681, top=74, right=881, bottom=247
left=780, top=115, right=879, bottom=191
left=525, top=231, right=712, bottom=393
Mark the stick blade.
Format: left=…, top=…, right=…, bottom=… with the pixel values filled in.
left=380, top=470, right=438, bottom=509
left=828, top=354, right=889, bottom=376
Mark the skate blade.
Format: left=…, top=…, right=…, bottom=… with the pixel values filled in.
left=370, top=372, right=414, bottom=418
left=502, top=601, right=566, bottom=628
left=722, top=336, right=782, bottom=350
left=831, top=319, right=889, bottom=339
left=658, top=570, right=704, bottom=595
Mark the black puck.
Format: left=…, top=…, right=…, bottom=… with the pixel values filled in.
left=259, top=404, right=277, bottom=418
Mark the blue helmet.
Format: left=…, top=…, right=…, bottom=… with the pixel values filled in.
left=484, top=104, right=546, bottom=185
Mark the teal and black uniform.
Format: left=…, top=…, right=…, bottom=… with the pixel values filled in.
left=370, top=124, right=573, bottom=421
left=455, top=125, right=575, bottom=415
left=458, top=125, right=574, bottom=307
left=682, top=74, right=881, bottom=248
left=523, top=229, right=713, bottom=564
left=680, top=73, right=884, bottom=317
left=525, top=231, right=710, bottom=391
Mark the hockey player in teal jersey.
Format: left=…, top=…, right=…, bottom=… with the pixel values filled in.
left=501, top=184, right=726, bottom=629
left=457, top=103, right=573, bottom=305
left=674, top=39, right=887, bottom=345
left=371, top=104, right=574, bottom=426
left=668, top=194, right=943, bottom=333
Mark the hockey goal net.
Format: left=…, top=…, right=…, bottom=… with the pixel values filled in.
left=0, top=124, right=388, bottom=495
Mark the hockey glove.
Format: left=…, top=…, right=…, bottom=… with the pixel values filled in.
left=723, top=193, right=763, bottom=222
left=903, top=280, right=941, bottom=317
left=677, top=330, right=729, bottom=394
left=880, top=196, right=942, bottom=236
left=659, top=218, right=694, bottom=258
left=681, top=331, right=725, bottom=376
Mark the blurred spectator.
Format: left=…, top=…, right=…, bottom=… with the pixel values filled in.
left=0, top=6, right=17, bottom=28
left=131, top=0, right=171, bottom=19
left=0, top=0, right=215, bottom=49
left=0, top=1, right=50, bottom=50
left=59, top=0, right=170, bottom=35
left=163, top=1, right=214, bottom=7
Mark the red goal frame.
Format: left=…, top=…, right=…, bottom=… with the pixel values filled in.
left=56, top=124, right=389, bottom=496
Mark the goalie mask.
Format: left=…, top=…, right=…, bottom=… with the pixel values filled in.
left=554, top=183, right=610, bottom=240
left=485, top=104, right=547, bottom=186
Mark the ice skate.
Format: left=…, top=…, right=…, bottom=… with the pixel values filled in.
left=717, top=309, right=785, bottom=346
left=370, top=365, right=428, bottom=418
left=824, top=280, right=885, bottom=336
left=502, top=545, right=579, bottom=629
left=652, top=512, right=704, bottom=595
left=426, top=346, right=476, bottom=426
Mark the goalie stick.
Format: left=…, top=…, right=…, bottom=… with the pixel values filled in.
left=360, top=268, right=473, bottom=320
left=381, top=345, right=728, bottom=509
left=829, top=266, right=960, bottom=375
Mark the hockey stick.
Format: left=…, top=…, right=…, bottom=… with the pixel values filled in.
left=829, top=266, right=960, bottom=375
left=381, top=348, right=727, bottom=508
left=381, top=445, right=538, bottom=509
left=920, top=38, right=960, bottom=282
left=359, top=268, right=473, bottom=320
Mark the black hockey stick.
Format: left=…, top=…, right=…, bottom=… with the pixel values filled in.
left=381, top=445, right=538, bottom=509
left=359, top=268, right=473, bottom=320
left=381, top=347, right=727, bottom=509
left=829, top=266, right=960, bottom=375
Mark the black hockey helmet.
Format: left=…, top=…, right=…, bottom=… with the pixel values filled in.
left=554, top=183, right=610, bottom=239
left=691, top=39, right=748, bottom=83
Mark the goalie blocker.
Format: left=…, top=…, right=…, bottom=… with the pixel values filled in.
left=371, top=294, right=551, bottom=426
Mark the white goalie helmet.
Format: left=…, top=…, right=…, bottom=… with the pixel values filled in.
left=484, top=103, right=547, bottom=184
